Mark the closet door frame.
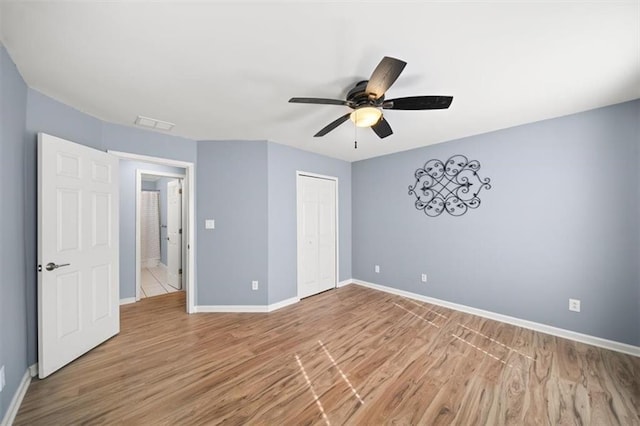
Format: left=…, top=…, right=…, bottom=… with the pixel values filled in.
left=296, top=171, right=339, bottom=299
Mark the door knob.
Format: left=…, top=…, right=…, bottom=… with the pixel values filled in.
left=45, top=262, right=70, bottom=271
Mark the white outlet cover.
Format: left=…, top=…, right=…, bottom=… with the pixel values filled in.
left=0, top=365, right=5, bottom=391
left=421, top=274, right=427, bottom=282
left=205, top=219, right=215, bottom=229
left=375, top=265, right=380, bottom=273
left=252, top=280, right=259, bottom=290
left=569, top=298, right=581, bottom=312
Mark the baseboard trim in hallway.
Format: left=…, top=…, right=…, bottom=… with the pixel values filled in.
left=119, top=297, right=137, bottom=306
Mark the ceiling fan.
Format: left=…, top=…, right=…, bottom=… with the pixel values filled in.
left=289, top=56, right=453, bottom=139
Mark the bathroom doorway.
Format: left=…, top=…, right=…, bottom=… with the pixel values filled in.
left=138, top=170, right=186, bottom=299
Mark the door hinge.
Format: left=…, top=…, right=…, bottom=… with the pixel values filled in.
left=179, top=188, right=182, bottom=194
left=179, top=268, right=183, bottom=275
left=179, top=228, right=182, bottom=234
left=37, top=265, right=42, bottom=272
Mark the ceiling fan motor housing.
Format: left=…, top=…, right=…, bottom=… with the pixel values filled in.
left=347, top=80, right=384, bottom=107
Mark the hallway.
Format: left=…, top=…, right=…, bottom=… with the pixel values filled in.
left=141, top=265, right=180, bottom=298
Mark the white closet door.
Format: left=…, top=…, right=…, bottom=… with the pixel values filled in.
left=297, top=174, right=336, bottom=299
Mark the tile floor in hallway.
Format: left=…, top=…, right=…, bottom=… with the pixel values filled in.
left=141, top=265, right=181, bottom=298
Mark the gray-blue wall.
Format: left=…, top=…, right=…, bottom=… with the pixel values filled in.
left=102, top=122, right=196, bottom=163
left=195, top=140, right=352, bottom=307
left=196, top=141, right=269, bottom=305
left=141, top=181, right=156, bottom=191
left=353, top=100, right=640, bottom=346
left=120, top=162, right=185, bottom=298
left=0, top=45, right=28, bottom=422
left=267, top=142, right=352, bottom=304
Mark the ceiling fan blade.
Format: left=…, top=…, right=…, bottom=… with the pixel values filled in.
left=383, top=96, right=453, bottom=110
left=314, top=113, right=351, bottom=137
left=289, top=97, right=350, bottom=106
left=371, top=117, right=393, bottom=139
left=366, top=56, right=407, bottom=99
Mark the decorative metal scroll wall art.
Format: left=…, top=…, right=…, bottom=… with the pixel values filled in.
left=408, top=155, right=492, bottom=217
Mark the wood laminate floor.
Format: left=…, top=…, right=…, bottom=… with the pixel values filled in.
left=15, top=284, right=640, bottom=425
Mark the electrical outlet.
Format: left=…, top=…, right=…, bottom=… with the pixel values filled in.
left=0, top=365, right=5, bottom=392
left=252, top=280, right=259, bottom=291
left=421, top=273, right=427, bottom=283
left=375, top=265, right=380, bottom=273
left=569, top=298, right=581, bottom=312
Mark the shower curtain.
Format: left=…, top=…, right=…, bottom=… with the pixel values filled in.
left=141, top=190, right=161, bottom=268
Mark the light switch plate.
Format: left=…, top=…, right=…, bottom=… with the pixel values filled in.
left=205, top=219, right=215, bottom=229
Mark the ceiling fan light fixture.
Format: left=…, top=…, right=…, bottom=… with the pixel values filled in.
left=350, top=106, right=382, bottom=127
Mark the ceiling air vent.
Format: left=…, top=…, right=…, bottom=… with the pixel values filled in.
left=134, top=115, right=175, bottom=131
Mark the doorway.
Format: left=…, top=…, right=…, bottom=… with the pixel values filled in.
left=296, top=172, right=338, bottom=299
left=139, top=172, right=185, bottom=299
left=109, top=150, right=196, bottom=313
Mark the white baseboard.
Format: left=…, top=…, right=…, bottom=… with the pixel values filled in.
left=28, top=363, right=38, bottom=378
left=1, top=368, right=32, bottom=426
left=193, top=282, right=358, bottom=314
left=337, top=279, right=353, bottom=288
left=119, top=297, right=137, bottom=305
left=195, top=296, right=301, bottom=313
left=195, top=305, right=268, bottom=313
left=352, top=279, right=640, bottom=358
left=193, top=280, right=355, bottom=314
left=267, top=297, right=299, bottom=312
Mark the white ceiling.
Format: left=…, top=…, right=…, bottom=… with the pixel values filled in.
left=1, top=1, right=638, bottom=162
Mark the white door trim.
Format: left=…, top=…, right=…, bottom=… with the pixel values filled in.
left=136, top=170, right=185, bottom=300
left=296, top=171, right=339, bottom=299
left=108, top=150, right=196, bottom=314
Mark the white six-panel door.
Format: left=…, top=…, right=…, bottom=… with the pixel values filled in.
left=297, top=174, right=337, bottom=299
left=167, top=179, right=182, bottom=290
left=38, top=133, right=119, bottom=378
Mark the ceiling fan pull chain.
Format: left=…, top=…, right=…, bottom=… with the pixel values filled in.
left=354, top=116, right=358, bottom=149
